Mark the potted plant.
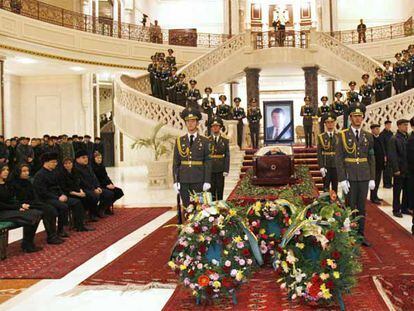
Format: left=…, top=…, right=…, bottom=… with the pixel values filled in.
left=131, top=122, right=175, bottom=187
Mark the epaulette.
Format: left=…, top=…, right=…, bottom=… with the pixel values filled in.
left=339, top=128, right=349, bottom=133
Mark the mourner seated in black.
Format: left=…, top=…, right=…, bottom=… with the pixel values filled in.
left=0, top=163, right=43, bottom=253
left=74, top=150, right=115, bottom=217
left=92, top=152, right=124, bottom=211
left=59, top=158, right=99, bottom=222
left=33, top=152, right=89, bottom=237
left=11, top=164, right=63, bottom=245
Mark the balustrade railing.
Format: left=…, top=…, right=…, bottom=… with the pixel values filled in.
left=252, top=30, right=310, bottom=49
left=0, top=0, right=228, bottom=48
left=330, top=17, right=413, bottom=44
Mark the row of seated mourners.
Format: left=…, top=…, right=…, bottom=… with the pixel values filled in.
left=0, top=150, right=124, bottom=254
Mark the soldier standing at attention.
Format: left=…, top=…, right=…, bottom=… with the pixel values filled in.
left=359, top=73, right=374, bottom=106
left=166, top=67, right=179, bottom=103
left=379, top=120, right=393, bottom=188
left=175, top=73, right=188, bottom=107
left=247, top=98, right=262, bottom=149
left=393, top=52, right=406, bottom=94
left=160, top=62, right=171, bottom=101
left=147, top=55, right=157, bottom=97
left=208, top=116, right=230, bottom=201
left=172, top=108, right=211, bottom=209
left=317, top=114, right=338, bottom=192
left=201, top=87, right=216, bottom=136
left=335, top=104, right=375, bottom=247
left=187, top=79, right=202, bottom=110
left=357, top=19, right=367, bottom=43
left=409, top=44, right=414, bottom=89
left=300, top=96, right=315, bottom=148
left=369, top=124, right=386, bottom=205
left=232, top=97, right=246, bottom=148
left=403, top=50, right=413, bottom=90
left=166, top=48, right=176, bottom=68
left=383, top=61, right=394, bottom=99
left=345, top=81, right=359, bottom=129
left=372, top=67, right=386, bottom=102
left=216, top=95, right=232, bottom=120
left=317, top=96, right=331, bottom=134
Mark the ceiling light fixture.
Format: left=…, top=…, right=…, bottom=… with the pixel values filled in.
left=15, top=57, right=38, bottom=64
left=70, top=66, right=85, bottom=72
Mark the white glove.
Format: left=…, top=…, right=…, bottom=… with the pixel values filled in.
left=369, top=180, right=375, bottom=191
left=173, top=182, right=180, bottom=194
left=340, top=180, right=350, bottom=195
left=223, top=172, right=229, bottom=177
left=203, top=183, right=211, bottom=192
left=320, top=168, right=327, bottom=178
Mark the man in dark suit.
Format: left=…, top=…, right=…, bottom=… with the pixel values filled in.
left=379, top=120, right=393, bottom=188
left=370, top=124, right=386, bottom=204
left=388, top=119, right=410, bottom=218
left=407, top=117, right=414, bottom=234
left=266, top=107, right=292, bottom=141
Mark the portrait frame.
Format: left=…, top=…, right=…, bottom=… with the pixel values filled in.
left=263, top=100, right=294, bottom=144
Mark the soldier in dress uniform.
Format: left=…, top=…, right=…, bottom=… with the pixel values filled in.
left=247, top=98, right=262, bottom=149
left=166, top=48, right=176, bottom=68
left=232, top=97, right=246, bottom=148
left=359, top=73, right=374, bottom=106
left=317, top=114, right=338, bottom=192
left=216, top=95, right=232, bottom=120
left=335, top=104, right=375, bottom=247
left=393, top=52, right=406, bottom=94
left=166, top=67, right=179, bottom=103
left=147, top=55, right=157, bottom=96
left=175, top=73, right=188, bottom=107
left=300, top=96, right=315, bottom=148
left=154, top=63, right=163, bottom=99
left=383, top=60, right=394, bottom=99
left=379, top=120, right=393, bottom=188
left=201, top=87, right=216, bottom=136
left=208, top=116, right=230, bottom=201
left=317, top=96, right=331, bottom=134
left=372, top=67, right=386, bottom=103
left=159, top=63, right=171, bottom=101
left=187, top=79, right=202, bottom=110
left=369, top=124, right=386, bottom=205
left=172, top=108, right=212, bottom=210
left=409, top=44, right=414, bottom=89
left=345, top=81, right=359, bottom=129
left=403, top=49, right=413, bottom=90
left=331, top=92, right=346, bottom=120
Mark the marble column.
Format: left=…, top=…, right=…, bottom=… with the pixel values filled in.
left=0, top=56, right=4, bottom=135
left=244, top=67, right=260, bottom=108
left=302, top=66, right=319, bottom=109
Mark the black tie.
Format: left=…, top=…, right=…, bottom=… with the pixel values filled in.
left=215, top=136, right=218, bottom=144
left=190, top=135, right=194, bottom=147
left=355, top=130, right=359, bottom=142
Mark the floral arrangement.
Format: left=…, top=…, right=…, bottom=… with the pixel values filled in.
left=274, top=193, right=362, bottom=308
left=169, top=194, right=263, bottom=303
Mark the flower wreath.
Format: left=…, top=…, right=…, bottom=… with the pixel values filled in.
left=169, top=194, right=263, bottom=303
left=274, top=193, right=362, bottom=308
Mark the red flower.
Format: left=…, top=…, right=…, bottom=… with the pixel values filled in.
left=281, top=228, right=287, bottom=235
left=193, top=225, right=201, bottom=233
left=321, top=259, right=327, bottom=268
left=222, top=265, right=230, bottom=273
left=325, top=230, right=335, bottom=241
left=198, top=275, right=210, bottom=287
left=284, top=216, right=290, bottom=224
left=188, top=269, right=195, bottom=276
left=326, top=280, right=334, bottom=289
left=311, top=274, right=321, bottom=284
left=306, top=210, right=312, bottom=218
left=176, top=244, right=184, bottom=251
left=261, top=234, right=268, bottom=240
left=242, top=249, right=250, bottom=256
left=210, top=226, right=218, bottom=234
left=331, top=251, right=341, bottom=260
left=308, top=283, right=320, bottom=298
left=248, top=209, right=254, bottom=215
left=199, top=244, right=207, bottom=254
left=223, top=238, right=232, bottom=245
left=222, top=277, right=233, bottom=288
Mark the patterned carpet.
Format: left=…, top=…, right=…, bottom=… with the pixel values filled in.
left=0, top=207, right=169, bottom=279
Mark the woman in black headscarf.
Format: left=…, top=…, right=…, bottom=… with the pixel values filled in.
left=0, top=163, right=42, bottom=253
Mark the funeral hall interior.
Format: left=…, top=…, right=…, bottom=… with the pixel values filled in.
left=0, top=0, right=414, bottom=310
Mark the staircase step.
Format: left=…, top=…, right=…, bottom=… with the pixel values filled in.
left=242, top=160, right=253, bottom=166
left=241, top=166, right=251, bottom=173
left=244, top=155, right=254, bottom=161
left=244, top=149, right=257, bottom=155
left=294, top=153, right=317, bottom=158
left=294, top=158, right=318, bottom=164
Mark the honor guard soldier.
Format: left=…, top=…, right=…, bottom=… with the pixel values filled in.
left=335, top=104, right=375, bottom=247
left=372, top=67, right=386, bottom=102
left=383, top=61, right=394, bottom=99
left=409, top=44, right=414, bottom=89
left=166, top=67, right=179, bottom=103
left=175, top=73, right=188, bottom=107
left=247, top=98, right=262, bottom=149
left=403, top=49, right=413, bottom=90
left=173, top=108, right=212, bottom=209
left=317, top=96, right=331, bottom=133
left=201, top=87, right=216, bottom=136
left=393, top=52, right=406, bottom=94
left=148, top=55, right=157, bottom=96
left=187, top=79, right=202, bottom=110
left=208, top=116, right=230, bottom=201
left=359, top=73, right=374, bottom=106
left=166, top=48, right=176, bottom=68
left=379, top=120, right=393, bottom=188
left=345, top=81, right=359, bottom=128
left=300, top=96, right=315, bottom=148
left=216, top=95, right=232, bottom=120
left=369, top=124, right=385, bottom=205
left=331, top=92, right=346, bottom=119
left=317, top=114, right=338, bottom=192
left=232, top=97, right=246, bottom=148
left=160, top=63, right=171, bottom=101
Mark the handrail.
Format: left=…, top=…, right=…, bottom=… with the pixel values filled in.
left=330, top=17, right=413, bottom=44
left=252, top=30, right=310, bottom=49
left=0, top=0, right=228, bottom=48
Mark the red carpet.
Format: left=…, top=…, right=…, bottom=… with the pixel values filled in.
left=82, top=217, right=178, bottom=287
left=0, top=207, right=169, bottom=279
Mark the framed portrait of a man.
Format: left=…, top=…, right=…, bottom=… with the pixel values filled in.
left=263, top=101, right=294, bottom=144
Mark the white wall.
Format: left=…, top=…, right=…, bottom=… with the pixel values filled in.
left=4, top=75, right=91, bottom=138
left=4, top=74, right=20, bottom=137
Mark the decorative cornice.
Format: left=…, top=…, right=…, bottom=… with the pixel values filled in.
left=0, top=44, right=147, bottom=70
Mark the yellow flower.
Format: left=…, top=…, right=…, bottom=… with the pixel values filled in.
left=233, top=236, right=242, bottom=243
left=320, top=283, right=332, bottom=299
left=168, top=261, right=176, bottom=269
left=180, top=265, right=187, bottom=270
left=213, top=281, right=221, bottom=288
left=198, top=235, right=205, bottom=242
left=229, top=209, right=237, bottom=217
left=326, top=258, right=335, bottom=267
left=192, top=290, right=198, bottom=296
left=333, top=271, right=340, bottom=279
left=235, top=271, right=244, bottom=281
left=296, top=243, right=305, bottom=249
left=259, top=228, right=266, bottom=235
left=281, top=261, right=289, bottom=273
left=223, top=250, right=229, bottom=255
left=320, top=273, right=329, bottom=280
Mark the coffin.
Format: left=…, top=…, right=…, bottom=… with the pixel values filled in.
left=251, top=146, right=296, bottom=186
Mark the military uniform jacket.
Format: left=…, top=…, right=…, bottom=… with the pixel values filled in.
left=393, top=61, right=407, bottom=75
left=335, top=128, right=375, bottom=182
left=331, top=101, right=345, bottom=116
left=247, top=108, right=262, bottom=124
left=346, top=91, right=359, bottom=105
left=216, top=104, right=232, bottom=120
left=167, top=75, right=179, bottom=90
left=208, top=135, right=230, bottom=174
left=166, top=56, right=176, bottom=67
left=175, top=82, right=188, bottom=97
left=384, top=70, right=394, bottom=83
left=173, top=134, right=212, bottom=184
left=372, top=77, right=386, bottom=91
left=388, top=131, right=408, bottom=176
left=300, top=105, right=315, bottom=126
left=317, top=105, right=331, bottom=118
left=187, top=88, right=202, bottom=103
left=232, top=107, right=246, bottom=122
left=317, top=132, right=337, bottom=168
left=359, top=83, right=374, bottom=98
left=201, top=97, right=216, bottom=113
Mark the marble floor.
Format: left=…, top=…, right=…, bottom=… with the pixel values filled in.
left=1, top=165, right=412, bottom=311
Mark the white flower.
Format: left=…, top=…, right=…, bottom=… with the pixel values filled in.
left=184, top=226, right=194, bottom=234
left=247, top=259, right=253, bottom=265
left=292, top=294, right=297, bottom=300
left=296, top=286, right=303, bottom=296
left=342, top=217, right=351, bottom=232
left=230, top=269, right=237, bottom=277
left=225, top=260, right=232, bottom=267
left=202, top=226, right=208, bottom=232
left=208, top=216, right=215, bottom=222
left=239, top=259, right=246, bottom=266
left=237, top=242, right=245, bottom=249
left=197, top=263, right=203, bottom=269
left=280, top=283, right=286, bottom=290
left=286, top=249, right=298, bottom=264
left=328, top=217, right=336, bottom=223
left=220, top=230, right=226, bottom=236
left=211, top=259, right=219, bottom=266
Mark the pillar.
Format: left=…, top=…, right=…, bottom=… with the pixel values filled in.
left=0, top=56, right=4, bottom=135
left=327, top=79, right=336, bottom=101
left=302, top=66, right=319, bottom=109
left=244, top=67, right=260, bottom=108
